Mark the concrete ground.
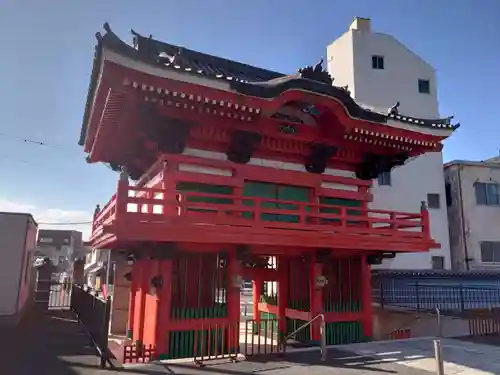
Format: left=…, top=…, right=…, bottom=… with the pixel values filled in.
left=2, top=302, right=500, bottom=375
left=0, top=306, right=105, bottom=375
left=119, top=349, right=436, bottom=375
left=340, top=337, right=500, bottom=375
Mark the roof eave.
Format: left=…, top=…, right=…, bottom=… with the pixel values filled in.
left=78, top=24, right=460, bottom=149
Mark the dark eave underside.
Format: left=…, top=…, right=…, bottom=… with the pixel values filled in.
left=79, top=23, right=459, bottom=147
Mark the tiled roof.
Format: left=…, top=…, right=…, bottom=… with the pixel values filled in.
left=79, top=23, right=459, bottom=147
left=132, top=31, right=285, bottom=83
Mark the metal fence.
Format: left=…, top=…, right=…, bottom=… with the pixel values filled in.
left=71, top=284, right=112, bottom=367
left=34, top=279, right=112, bottom=368
left=34, top=280, right=72, bottom=309
left=373, top=280, right=500, bottom=313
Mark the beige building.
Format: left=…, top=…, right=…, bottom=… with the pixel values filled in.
left=444, top=156, right=500, bottom=270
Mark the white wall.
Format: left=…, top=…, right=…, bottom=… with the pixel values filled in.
left=327, top=19, right=451, bottom=269
left=371, top=152, right=451, bottom=269
left=0, top=213, right=28, bottom=315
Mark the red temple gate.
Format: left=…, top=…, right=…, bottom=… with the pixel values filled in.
left=80, top=24, right=458, bottom=361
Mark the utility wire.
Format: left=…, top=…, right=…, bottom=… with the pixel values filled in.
left=0, top=131, right=70, bottom=150
left=38, top=221, right=93, bottom=225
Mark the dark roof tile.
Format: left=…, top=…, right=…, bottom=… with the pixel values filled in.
left=79, top=23, right=459, bottom=147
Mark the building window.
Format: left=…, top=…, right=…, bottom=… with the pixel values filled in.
left=445, top=183, right=452, bottom=207
left=427, top=193, right=440, bottom=209
left=475, top=182, right=500, bottom=206
left=480, top=241, right=500, bottom=263
left=431, top=256, right=444, bottom=270
left=378, top=172, right=391, bottom=186
left=418, top=79, right=430, bottom=94
left=372, top=55, right=384, bottom=70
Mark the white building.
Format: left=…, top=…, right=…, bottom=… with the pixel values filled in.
left=444, top=157, right=500, bottom=270
left=327, top=17, right=451, bottom=269
left=84, top=248, right=110, bottom=289
left=0, top=212, right=38, bottom=325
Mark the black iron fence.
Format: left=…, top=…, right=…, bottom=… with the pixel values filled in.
left=34, top=279, right=112, bottom=368
left=71, top=284, right=112, bottom=367
left=373, top=280, right=500, bottom=313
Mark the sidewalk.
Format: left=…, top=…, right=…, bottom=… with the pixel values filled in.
left=0, top=306, right=107, bottom=375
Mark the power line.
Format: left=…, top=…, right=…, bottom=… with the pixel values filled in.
left=0, top=131, right=69, bottom=150
left=38, top=221, right=92, bottom=225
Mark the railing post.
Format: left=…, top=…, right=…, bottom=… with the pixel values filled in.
left=319, top=315, right=327, bottom=362
left=379, top=279, right=385, bottom=309
left=115, top=180, right=128, bottom=217
left=459, top=284, right=465, bottom=313
left=389, top=212, right=397, bottom=230
left=434, top=339, right=444, bottom=375
left=415, top=281, right=420, bottom=311
left=340, top=206, right=346, bottom=229
left=436, top=308, right=442, bottom=337
left=100, top=296, right=112, bottom=368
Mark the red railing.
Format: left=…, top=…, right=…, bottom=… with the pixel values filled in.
left=92, top=182, right=430, bottom=241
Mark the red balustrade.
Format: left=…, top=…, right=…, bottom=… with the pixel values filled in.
left=90, top=182, right=433, bottom=249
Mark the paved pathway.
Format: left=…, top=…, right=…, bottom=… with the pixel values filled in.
left=119, top=349, right=435, bottom=375
left=3, top=303, right=500, bottom=375
left=341, top=337, right=500, bottom=375
left=0, top=306, right=105, bottom=375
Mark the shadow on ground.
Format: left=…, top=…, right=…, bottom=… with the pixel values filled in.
left=0, top=305, right=105, bottom=375
left=72, top=349, right=433, bottom=375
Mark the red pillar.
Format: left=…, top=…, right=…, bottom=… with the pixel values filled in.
left=309, top=253, right=323, bottom=342
left=155, top=259, right=173, bottom=358
left=132, top=261, right=144, bottom=341
left=277, top=256, right=288, bottom=339
left=137, top=259, right=149, bottom=343
left=144, top=260, right=159, bottom=347
left=253, top=276, right=262, bottom=334
left=361, top=253, right=373, bottom=339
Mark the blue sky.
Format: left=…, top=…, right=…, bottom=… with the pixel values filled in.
left=0, top=0, right=499, bottom=238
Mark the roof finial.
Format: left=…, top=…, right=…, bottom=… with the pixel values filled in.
left=388, top=101, right=400, bottom=116
left=313, top=58, right=324, bottom=73
left=297, top=58, right=333, bottom=85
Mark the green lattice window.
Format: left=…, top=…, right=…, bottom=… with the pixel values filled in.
left=243, top=182, right=311, bottom=222
left=318, top=197, right=362, bottom=225
left=176, top=182, right=233, bottom=212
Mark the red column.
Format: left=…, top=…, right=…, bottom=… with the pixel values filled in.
left=132, top=261, right=144, bottom=341
left=309, top=253, right=323, bottom=341
left=144, top=260, right=159, bottom=347
left=360, top=253, right=373, bottom=339
left=253, top=276, right=262, bottom=334
left=137, top=260, right=150, bottom=343
left=155, top=259, right=173, bottom=358
left=277, top=256, right=288, bottom=339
